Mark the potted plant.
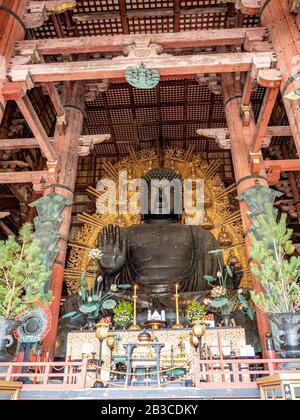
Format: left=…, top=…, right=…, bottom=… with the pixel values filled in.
left=250, top=204, right=300, bottom=358
left=185, top=300, right=207, bottom=325
left=0, top=224, right=51, bottom=361
left=113, top=301, right=133, bottom=330
left=204, top=250, right=254, bottom=326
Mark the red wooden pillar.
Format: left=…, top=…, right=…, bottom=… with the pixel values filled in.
left=0, top=0, right=27, bottom=123
left=42, top=82, right=85, bottom=358
left=221, top=73, right=272, bottom=358
left=260, top=0, right=300, bottom=158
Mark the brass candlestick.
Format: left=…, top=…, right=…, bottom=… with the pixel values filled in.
left=129, top=285, right=141, bottom=331
left=173, top=284, right=183, bottom=329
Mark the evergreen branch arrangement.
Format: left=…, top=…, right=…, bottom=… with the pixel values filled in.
left=0, top=224, right=52, bottom=319
left=250, top=204, right=300, bottom=314
left=113, top=301, right=134, bottom=328
left=185, top=300, right=207, bottom=324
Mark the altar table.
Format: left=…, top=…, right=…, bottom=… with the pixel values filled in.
left=66, top=327, right=247, bottom=386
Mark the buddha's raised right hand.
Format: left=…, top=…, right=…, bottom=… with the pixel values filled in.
left=98, top=225, right=126, bottom=277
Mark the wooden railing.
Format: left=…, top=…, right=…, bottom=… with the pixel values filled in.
left=0, top=359, right=88, bottom=390
left=194, top=359, right=300, bottom=388
left=0, top=358, right=299, bottom=391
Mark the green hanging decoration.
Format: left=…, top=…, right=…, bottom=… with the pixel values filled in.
left=30, top=193, right=72, bottom=292
left=125, top=63, right=160, bottom=89
left=237, top=185, right=283, bottom=239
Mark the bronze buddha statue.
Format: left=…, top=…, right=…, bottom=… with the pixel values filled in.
left=98, top=168, right=221, bottom=297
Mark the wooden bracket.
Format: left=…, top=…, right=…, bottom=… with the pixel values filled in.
left=121, top=41, right=165, bottom=60
left=249, top=151, right=263, bottom=175
left=240, top=59, right=274, bottom=126
left=2, top=79, right=34, bottom=101
left=23, top=1, right=77, bottom=29
left=43, top=82, right=67, bottom=134
left=265, top=164, right=282, bottom=186
left=47, top=160, right=60, bottom=185
left=257, top=68, right=282, bottom=88
left=16, top=94, right=58, bottom=163
left=264, top=159, right=300, bottom=185
left=289, top=0, right=300, bottom=14
left=196, top=73, right=222, bottom=95
left=234, top=0, right=262, bottom=15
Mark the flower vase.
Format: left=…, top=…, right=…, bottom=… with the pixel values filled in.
left=0, top=317, right=15, bottom=362
left=221, top=313, right=231, bottom=327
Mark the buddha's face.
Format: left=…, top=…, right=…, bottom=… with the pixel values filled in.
left=141, top=168, right=183, bottom=219
left=141, top=180, right=183, bottom=219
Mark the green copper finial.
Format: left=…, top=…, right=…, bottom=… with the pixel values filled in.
left=125, top=64, right=160, bottom=89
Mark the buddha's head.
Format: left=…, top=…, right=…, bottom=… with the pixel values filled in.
left=141, top=167, right=183, bottom=221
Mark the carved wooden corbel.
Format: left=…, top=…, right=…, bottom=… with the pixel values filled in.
left=121, top=41, right=165, bottom=60
left=78, top=134, right=111, bottom=157
left=223, top=0, right=261, bottom=15
left=85, top=80, right=110, bottom=102
left=196, top=74, right=222, bottom=96
left=249, top=151, right=263, bottom=175
left=289, top=0, right=300, bottom=14
left=23, top=1, right=77, bottom=29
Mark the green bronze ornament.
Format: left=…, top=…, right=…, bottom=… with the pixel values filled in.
left=237, top=185, right=283, bottom=238
left=125, top=64, right=160, bottom=89
left=30, top=193, right=72, bottom=292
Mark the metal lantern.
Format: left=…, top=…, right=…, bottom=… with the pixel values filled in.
left=190, top=334, right=199, bottom=349
left=192, top=322, right=206, bottom=338
left=107, top=334, right=116, bottom=351
left=95, top=322, right=109, bottom=341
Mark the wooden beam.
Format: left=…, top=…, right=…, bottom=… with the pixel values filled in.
left=14, top=94, right=58, bottom=162
left=0, top=220, right=16, bottom=237
left=44, top=82, right=66, bottom=118
left=118, top=0, right=129, bottom=34
left=174, top=0, right=181, bottom=33
left=264, top=159, right=300, bottom=172
left=10, top=52, right=276, bottom=83
left=15, top=27, right=266, bottom=55
left=0, top=171, right=48, bottom=184
left=0, top=134, right=111, bottom=150
left=0, top=212, right=10, bottom=219
left=251, top=87, right=280, bottom=154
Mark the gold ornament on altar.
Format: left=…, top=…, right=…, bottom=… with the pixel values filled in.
left=64, top=146, right=251, bottom=294
left=192, top=322, right=206, bottom=338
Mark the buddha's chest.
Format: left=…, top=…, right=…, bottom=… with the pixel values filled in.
left=127, top=225, right=193, bottom=268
